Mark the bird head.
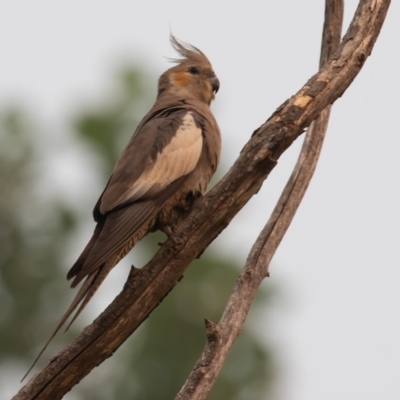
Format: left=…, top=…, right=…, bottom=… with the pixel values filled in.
left=158, top=35, right=220, bottom=105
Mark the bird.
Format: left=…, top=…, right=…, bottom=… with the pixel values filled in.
left=23, top=34, right=221, bottom=379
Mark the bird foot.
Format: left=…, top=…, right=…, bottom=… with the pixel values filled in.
left=157, top=225, right=176, bottom=246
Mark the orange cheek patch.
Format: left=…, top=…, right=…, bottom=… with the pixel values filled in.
left=171, top=72, right=190, bottom=87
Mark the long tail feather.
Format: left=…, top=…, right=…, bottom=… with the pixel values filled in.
left=64, top=261, right=114, bottom=331
left=21, top=194, right=175, bottom=381
left=21, top=263, right=110, bottom=381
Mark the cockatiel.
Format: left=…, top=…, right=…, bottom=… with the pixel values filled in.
left=25, top=35, right=220, bottom=378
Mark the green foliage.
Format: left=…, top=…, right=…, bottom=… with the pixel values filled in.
left=0, top=109, right=79, bottom=361
left=0, top=66, right=276, bottom=399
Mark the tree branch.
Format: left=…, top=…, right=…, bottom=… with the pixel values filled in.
left=13, top=1, right=390, bottom=399
left=176, top=1, right=344, bottom=398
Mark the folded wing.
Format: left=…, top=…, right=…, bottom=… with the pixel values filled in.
left=68, top=109, right=204, bottom=285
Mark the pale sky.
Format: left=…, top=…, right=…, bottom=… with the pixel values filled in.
left=1, top=1, right=399, bottom=399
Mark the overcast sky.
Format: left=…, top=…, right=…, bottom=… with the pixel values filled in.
left=1, top=1, right=399, bottom=399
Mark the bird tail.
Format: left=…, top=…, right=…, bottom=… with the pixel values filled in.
left=21, top=205, right=157, bottom=381
left=22, top=182, right=185, bottom=381
left=21, top=259, right=114, bottom=382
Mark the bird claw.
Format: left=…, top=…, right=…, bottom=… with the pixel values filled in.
left=159, top=224, right=175, bottom=237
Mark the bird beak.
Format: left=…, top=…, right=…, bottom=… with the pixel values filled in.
left=209, top=77, right=220, bottom=94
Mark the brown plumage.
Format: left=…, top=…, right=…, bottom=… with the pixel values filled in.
left=24, top=35, right=221, bottom=378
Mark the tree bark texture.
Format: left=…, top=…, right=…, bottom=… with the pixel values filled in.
left=176, top=1, right=344, bottom=398
left=13, top=1, right=390, bottom=399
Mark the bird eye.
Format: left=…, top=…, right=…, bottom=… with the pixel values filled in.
left=188, top=66, right=200, bottom=74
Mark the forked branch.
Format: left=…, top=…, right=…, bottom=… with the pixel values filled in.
left=13, top=1, right=390, bottom=399
left=176, top=1, right=344, bottom=398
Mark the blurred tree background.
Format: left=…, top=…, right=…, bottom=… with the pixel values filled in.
left=0, top=66, right=277, bottom=399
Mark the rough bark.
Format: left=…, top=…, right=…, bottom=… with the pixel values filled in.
left=176, top=1, right=344, bottom=398
left=13, top=0, right=390, bottom=399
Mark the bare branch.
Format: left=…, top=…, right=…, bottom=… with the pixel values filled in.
left=175, top=1, right=344, bottom=398
left=13, top=1, right=390, bottom=399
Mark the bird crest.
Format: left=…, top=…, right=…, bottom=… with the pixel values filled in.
left=168, top=34, right=212, bottom=68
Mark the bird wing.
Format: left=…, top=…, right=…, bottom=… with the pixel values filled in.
left=98, top=108, right=204, bottom=214
left=69, top=107, right=204, bottom=284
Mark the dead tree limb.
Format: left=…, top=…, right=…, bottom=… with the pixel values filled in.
left=13, top=0, right=390, bottom=399
left=175, top=1, right=344, bottom=398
